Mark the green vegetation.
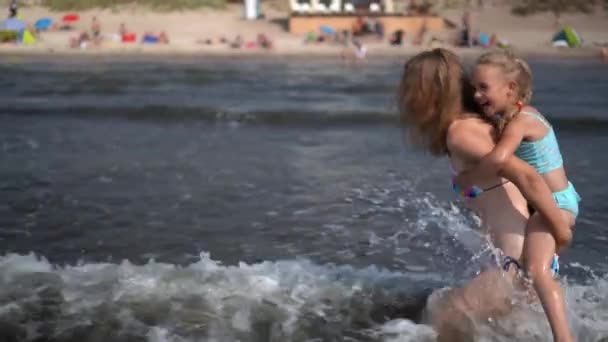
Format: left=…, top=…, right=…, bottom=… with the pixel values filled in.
left=40, top=0, right=227, bottom=11
left=511, top=0, right=605, bottom=16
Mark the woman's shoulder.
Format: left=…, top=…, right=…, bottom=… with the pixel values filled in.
left=446, top=114, right=495, bottom=153
left=448, top=114, right=493, bottom=137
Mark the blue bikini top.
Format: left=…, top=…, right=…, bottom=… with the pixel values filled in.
left=514, top=111, right=564, bottom=174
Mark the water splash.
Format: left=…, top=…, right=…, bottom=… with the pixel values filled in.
left=0, top=251, right=605, bottom=342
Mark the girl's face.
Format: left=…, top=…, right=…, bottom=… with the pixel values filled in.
left=472, top=64, right=516, bottom=117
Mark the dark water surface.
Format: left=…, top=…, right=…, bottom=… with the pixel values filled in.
left=0, top=56, right=607, bottom=341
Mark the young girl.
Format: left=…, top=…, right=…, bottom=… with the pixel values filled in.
left=454, top=50, right=581, bottom=342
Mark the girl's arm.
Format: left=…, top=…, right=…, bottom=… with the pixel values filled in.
left=454, top=115, right=527, bottom=190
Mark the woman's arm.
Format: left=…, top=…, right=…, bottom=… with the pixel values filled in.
left=448, top=120, right=571, bottom=249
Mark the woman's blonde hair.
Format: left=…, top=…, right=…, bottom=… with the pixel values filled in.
left=398, top=48, right=477, bottom=156
left=476, top=50, right=533, bottom=132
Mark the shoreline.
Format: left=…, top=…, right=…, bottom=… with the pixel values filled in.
left=0, top=44, right=604, bottom=61
left=3, top=4, right=607, bottom=62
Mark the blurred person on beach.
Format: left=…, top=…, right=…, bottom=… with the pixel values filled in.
left=230, top=35, right=243, bottom=49
left=341, top=38, right=367, bottom=65
left=91, top=16, right=103, bottom=46
left=91, top=17, right=101, bottom=38
left=159, top=31, right=169, bottom=44
left=352, top=17, right=364, bottom=36
left=389, top=29, right=404, bottom=46
left=9, top=0, right=17, bottom=18
left=459, top=10, right=471, bottom=47
left=142, top=31, right=169, bottom=44
left=413, top=19, right=428, bottom=46
left=256, top=33, right=272, bottom=49
left=398, top=48, right=569, bottom=341
left=119, top=22, right=127, bottom=37
left=352, top=39, right=366, bottom=59
left=453, top=50, right=579, bottom=342
left=69, top=32, right=91, bottom=49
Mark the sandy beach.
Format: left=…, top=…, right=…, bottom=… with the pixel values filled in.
left=2, top=4, right=608, bottom=342
left=2, top=3, right=608, bottom=59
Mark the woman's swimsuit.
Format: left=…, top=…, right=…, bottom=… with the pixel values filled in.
left=449, top=163, right=508, bottom=199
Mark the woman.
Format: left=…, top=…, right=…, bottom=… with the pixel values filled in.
left=397, top=48, right=569, bottom=340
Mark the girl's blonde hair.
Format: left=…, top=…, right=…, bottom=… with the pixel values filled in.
left=398, top=48, right=477, bottom=156
left=476, top=50, right=533, bottom=133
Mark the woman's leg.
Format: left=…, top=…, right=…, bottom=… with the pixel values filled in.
left=427, top=194, right=528, bottom=338
left=524, top=211, right=574, bottom=342
left=425, top=267, right=516, bottom=341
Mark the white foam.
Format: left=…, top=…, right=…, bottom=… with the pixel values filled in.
left=0, top=252, right=53, bottom=283
left=377, top=319, right=437, bottom=341
left=0, top=238, right=605, bottom=341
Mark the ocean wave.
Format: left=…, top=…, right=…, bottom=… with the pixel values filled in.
left=0, top=252, right=606, bottom=342
left=0, top=252, right=438, bottom=342
left=3, top=106, right=608, bottom=129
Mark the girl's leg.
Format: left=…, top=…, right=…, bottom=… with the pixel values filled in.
left=524, top=212, right=574, bottom=342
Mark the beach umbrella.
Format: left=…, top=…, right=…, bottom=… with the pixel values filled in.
left=0, top=17, right=26, bottom=32
left=320, top=25, right=336, bottom=35
left=62, top=13, right=79, bottom=23
left=35, top=17, right=53, bottom=30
